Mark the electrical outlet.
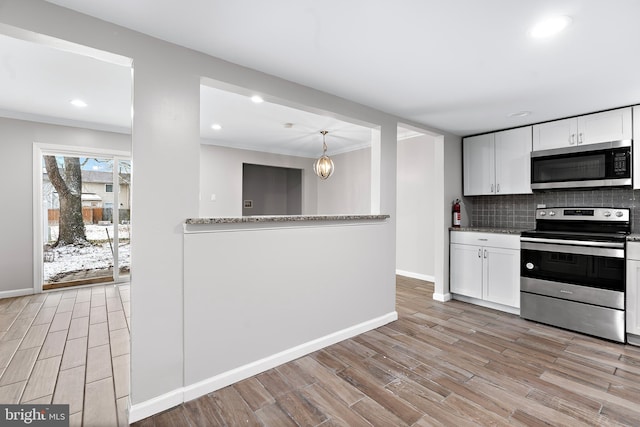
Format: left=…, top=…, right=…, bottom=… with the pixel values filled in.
left=210, top=194, right=216, bottom=201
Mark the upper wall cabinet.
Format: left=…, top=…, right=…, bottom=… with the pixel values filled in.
left=634, top=106, right=640, bottom=189
left=533, top=107, right=632, bottom=151
left=463, top=126, right=532, bottom=196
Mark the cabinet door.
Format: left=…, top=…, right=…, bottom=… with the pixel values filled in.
left=577, top=107, right=632, bottom=146
left=463, top=134, right=495, bottom=196
left=627, top=259, right=640, bottom=336
left=532, top=118, right=578, bottom=151
left=634, top=106, right=640, bottom=189
left=450, top=244, right=483, bottom=299
left=494, top=127, right=532, bottom=195
left=483, top=247, right=520, bottom=308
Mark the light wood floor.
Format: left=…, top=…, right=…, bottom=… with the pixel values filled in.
left=0, top=283, right=130, bottom=427
left=135, top=276, right=640, bottom=426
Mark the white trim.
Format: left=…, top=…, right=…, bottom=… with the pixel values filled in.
left=433, top=292, right=452, bottom=302
left=129, top=311, right=398, bottom=422
left=33, top=144, right=43, bottom=295
left=395, top=270, right=435, bottom=283
left=128, top=388, right=184, bottom=424
left=451, top=294, right=520, bottom=315
left=0, top=288, right=34, bottom=299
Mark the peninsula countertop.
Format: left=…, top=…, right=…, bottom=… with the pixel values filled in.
left=186, top=214, right=391, bottom=225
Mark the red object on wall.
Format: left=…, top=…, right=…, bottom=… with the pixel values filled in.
left=452, top=199, right=461, bottom=227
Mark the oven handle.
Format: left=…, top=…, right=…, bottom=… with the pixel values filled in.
left=520, top=237, right=625, bottom=248
left=521, top=241, right=624, bottom=258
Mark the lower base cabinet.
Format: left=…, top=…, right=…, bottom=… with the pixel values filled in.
left=450, top=231, right=520, bottom=309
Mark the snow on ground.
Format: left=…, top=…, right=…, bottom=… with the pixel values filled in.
left=47, top=224, right=131, bottom=242
left=44, top=224, right=131, bottom=282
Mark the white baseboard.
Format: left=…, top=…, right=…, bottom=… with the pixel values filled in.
left=130, top=311, right=398, bottom=422
left=0, top=288, right=34, bottom=299
left=129, top=388, right=184, bottom=424
left=432, top=292, right=452, bottom=302
left=395, top=270, right=435, bottom=283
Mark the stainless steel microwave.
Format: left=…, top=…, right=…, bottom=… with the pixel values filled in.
left=530, top=140, right=632, bottom=190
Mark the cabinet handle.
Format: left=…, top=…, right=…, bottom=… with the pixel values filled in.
left=491, top=184, right=495, bottom=193
left=570, top=134, right=576, bottom=145
left=478, top=249, right=482, bottom=258
left=578, top=132, right=583, bottom=144
left=484, top=249, right=488, bottom=259
left=497, top=183, right=500, bottom=193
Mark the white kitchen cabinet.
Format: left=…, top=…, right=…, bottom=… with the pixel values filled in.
left=626, top=242, right=640, bottom=344
left=450, top=231, right=520, bottom=310
left=634, top=106, right=640, bottom=189
left=463, top=127, right=532, bottom=196
left=533, top=107, right=632, bottom=151
left=450, top=243, right=483, bottom=299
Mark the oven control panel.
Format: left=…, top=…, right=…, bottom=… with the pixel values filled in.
left=536, top=207, right=630, bottom=222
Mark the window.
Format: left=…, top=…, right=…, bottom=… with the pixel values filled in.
left=105, top=184, right=113, bottom=192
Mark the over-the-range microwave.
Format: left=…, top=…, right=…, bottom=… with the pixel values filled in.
left=530, top=140, right=632, bottom=190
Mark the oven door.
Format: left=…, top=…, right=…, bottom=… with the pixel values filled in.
left=520, top=237, right=625, bottom=308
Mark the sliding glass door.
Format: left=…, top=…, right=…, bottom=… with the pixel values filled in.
left=41, top=153, right=130, bottom=290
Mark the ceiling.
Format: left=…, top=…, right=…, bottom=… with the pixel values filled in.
left=4, top=1, right=640, bottom=149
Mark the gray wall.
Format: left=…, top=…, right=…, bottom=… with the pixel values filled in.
left=317, top=147, right=372, bottom=214
left=242, top=164, right=302, bottom=215
left=396, top=134, right=435, bottom=278
left=200, top=144, right=317, bottom=217
left=0, top=116, right=130, bottom=295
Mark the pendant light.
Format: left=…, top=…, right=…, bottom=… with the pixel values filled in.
left=313, top=130, right=335, bottom=180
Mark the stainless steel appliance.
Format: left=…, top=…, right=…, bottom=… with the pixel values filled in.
left=530, top=140, right=632, bottom=190
left=520, top=207, right=630, bottom=342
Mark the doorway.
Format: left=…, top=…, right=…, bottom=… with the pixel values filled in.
left=242, top=163, right=302, bottom=215
left=35, top=146, right=131, bottom=291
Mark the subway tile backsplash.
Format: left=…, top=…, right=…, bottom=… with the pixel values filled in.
left=467, top=188, right=640, bottom=232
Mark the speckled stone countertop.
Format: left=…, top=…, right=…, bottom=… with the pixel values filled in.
left=449, top=226, right=530, bottom=235
left=186, top=214, right=390, bottom=224
left=627, top=234, right=640, bottom=242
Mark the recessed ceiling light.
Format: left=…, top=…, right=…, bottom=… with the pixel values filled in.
left=70, top=99, right=88, bottom=108
left=211, top=124, right=222, bottom=130
left=283, top=123, right=294, bottom=128
left=508, top=111, right=531, bottom=118
left=530, top=16, right=572, bottom=39
left=251, top=95, right=264, bottom=104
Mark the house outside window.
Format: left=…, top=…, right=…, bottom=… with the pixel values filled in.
left=105, top=183, right=113, bottom=192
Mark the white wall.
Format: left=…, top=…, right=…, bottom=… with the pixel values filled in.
left=1, top=0, right=460, bottom=419
left=396, top=134, right=435, bottom=279
left=0, top=116, right=130, bottom=296
left=183, top=219, right=395, bottom=400
left=199, top=144, right=317, bottom=216
left=317, top=147, right=371, bottom=214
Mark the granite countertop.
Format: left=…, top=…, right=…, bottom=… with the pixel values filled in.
left=186, top=214, right=390, bottom=225
left=628, top=234, right=640, bottom=242
left=449, top=226, right=529, bottom=235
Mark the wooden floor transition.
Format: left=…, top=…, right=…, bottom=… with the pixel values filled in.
left=0, top=283, right=130, bottom=426
left=134, top=276, right=640, bottom=426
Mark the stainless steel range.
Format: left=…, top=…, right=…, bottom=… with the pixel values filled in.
left=520, top=207, right=630, bottom=342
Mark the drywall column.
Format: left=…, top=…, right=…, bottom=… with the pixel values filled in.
left=433, top=134, right=463, bottom=301
left=129, top=61, right=200, bottom=408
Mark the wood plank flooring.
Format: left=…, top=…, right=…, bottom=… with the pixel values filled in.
left=0, top=284, right=130, bottom=427
left=135, top=276, right=640, bottom=426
